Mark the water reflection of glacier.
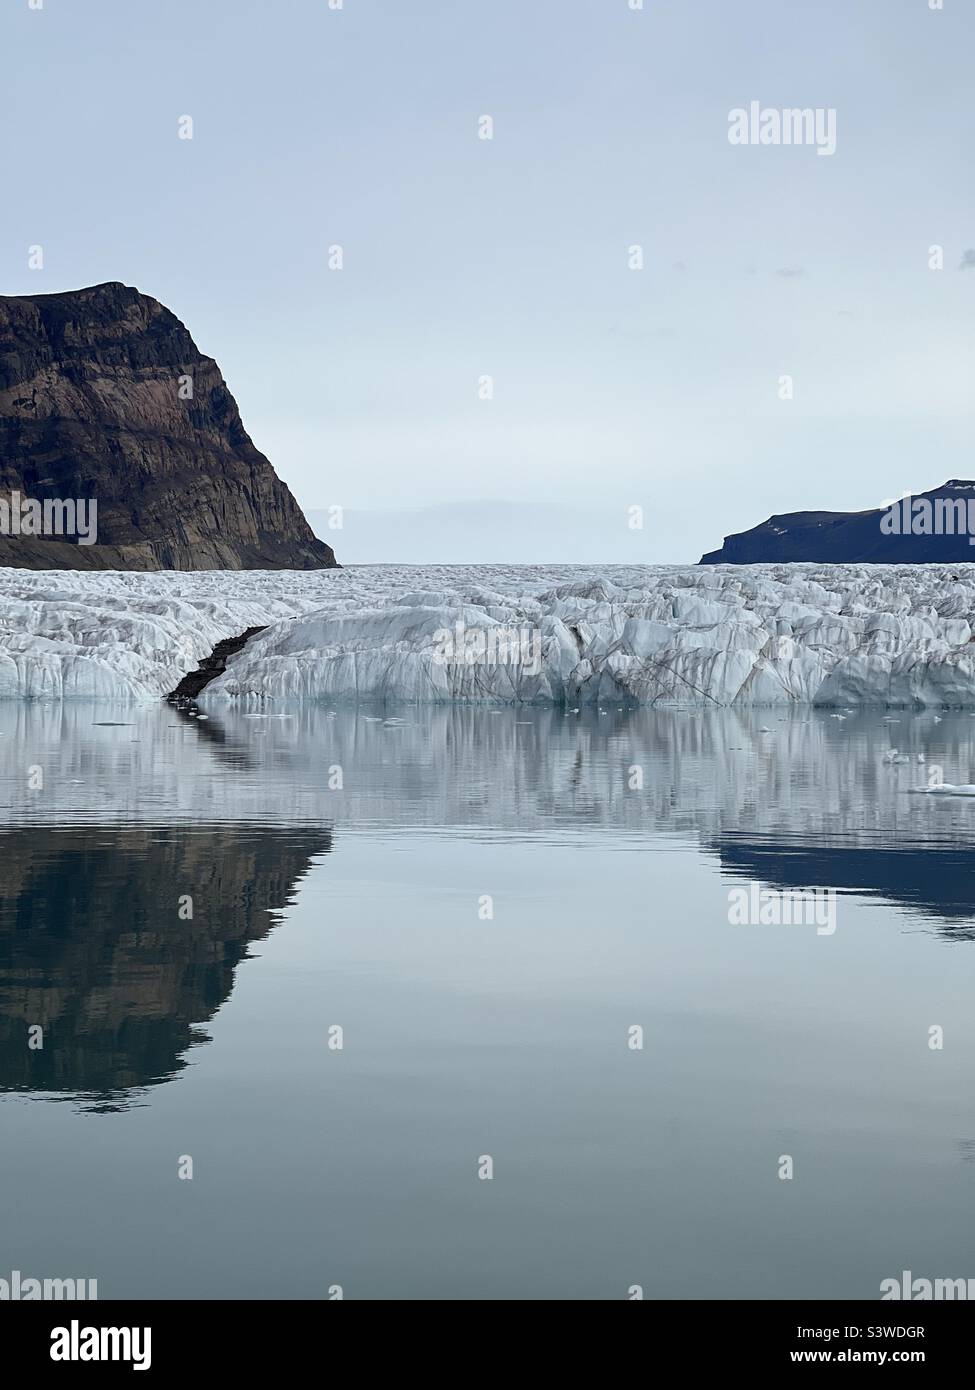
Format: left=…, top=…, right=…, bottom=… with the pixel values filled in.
left=1, top=702, right=975, bottom=918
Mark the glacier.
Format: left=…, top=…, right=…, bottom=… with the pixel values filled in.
left=3, top=563, right=975, bottom=705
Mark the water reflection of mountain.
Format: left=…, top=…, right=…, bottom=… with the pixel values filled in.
left=0, top=826, right=330, bottom=1109
left=2, top=698, right=975, bottom=1111
left=713, top=833, right=975, bottom=938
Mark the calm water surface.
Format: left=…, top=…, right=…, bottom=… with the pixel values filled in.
left=3, top=703, right=975, bottom=1299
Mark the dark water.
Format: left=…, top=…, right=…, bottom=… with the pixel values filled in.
left=3, top=703, right=975, bottom=1299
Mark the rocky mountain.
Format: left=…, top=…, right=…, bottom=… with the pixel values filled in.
left=0, top=282, right=336, bottom=570
left=700, top=482, right=975, bottom=565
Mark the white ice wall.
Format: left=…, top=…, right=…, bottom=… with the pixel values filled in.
left=3, top=563, right=975, bottom=705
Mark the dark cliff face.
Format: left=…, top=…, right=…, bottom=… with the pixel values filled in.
left=700, top=482, right=975, bottom=565
left=0, top=281, right=337, bottom=570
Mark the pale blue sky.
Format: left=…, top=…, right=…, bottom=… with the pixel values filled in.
left=3, top=0, right=973, bottom=562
